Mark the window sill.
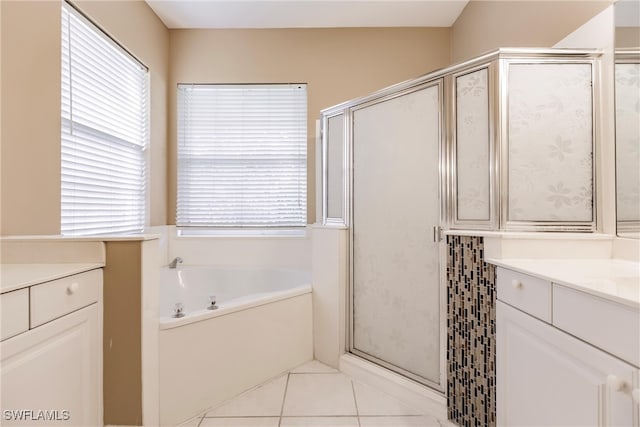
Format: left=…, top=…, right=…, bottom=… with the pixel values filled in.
left=176, top=228, right=307, bottom=238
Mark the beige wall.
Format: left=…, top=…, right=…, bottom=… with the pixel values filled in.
left=1, top=1, right=620, bottom=233
left=0, top=0, right=169, bottom=235
left=616, top=27, right=640, bottom=47
left=103, top=241, right=143, bottom=426
left=0, top=0, right=3, bottom=220
left=451, top=0, right=610, bottom=62
left=1, top=1, right=61, bottom=235
left=168, top=28, right=451, bottom=224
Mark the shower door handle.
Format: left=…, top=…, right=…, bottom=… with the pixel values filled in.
left=433, top=226, right=443, bottom=242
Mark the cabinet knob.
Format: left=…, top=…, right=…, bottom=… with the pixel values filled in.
left=606, top=374, right=625, bottom=392
left=511, top=279, right=523, bottom=289
left=67, top=282, right=79, bottom=295
left=632, top=388, right=639, bottom=406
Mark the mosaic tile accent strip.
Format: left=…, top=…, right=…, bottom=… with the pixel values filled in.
left=447, top=235, right=496, bottom=427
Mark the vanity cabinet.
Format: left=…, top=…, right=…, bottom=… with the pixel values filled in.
left=497, top=302, right=637, bottom=426
left=496, top=266, right=640, bottom=426
left=0, top=289, right=29, bottom=341
left=1, top=306, right=100, bottom=426
left=0, top=268, right=102, bottom=426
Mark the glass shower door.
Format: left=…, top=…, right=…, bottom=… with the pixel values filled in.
left=350, top=80, right=443, bottom=389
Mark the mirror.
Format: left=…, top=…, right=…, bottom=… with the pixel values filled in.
left=615, top=0, right=640, bottom=238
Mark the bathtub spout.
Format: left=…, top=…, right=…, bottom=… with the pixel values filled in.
left=169, top=257, right=183, bottom=269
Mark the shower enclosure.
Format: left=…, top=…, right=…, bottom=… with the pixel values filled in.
left=319, top=48, right=600, bottom=393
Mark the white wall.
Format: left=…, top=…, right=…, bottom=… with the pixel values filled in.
left=311, top=226, right=348, bottom=368
left=157, top=226, right=312, bottom=270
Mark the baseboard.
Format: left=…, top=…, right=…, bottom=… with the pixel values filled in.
left=339, top=353, right=447, bottom=420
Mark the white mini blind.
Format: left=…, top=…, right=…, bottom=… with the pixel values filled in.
left=61, top=4, right=148, bottom=235
left=177, top=84, right=307, bottom=228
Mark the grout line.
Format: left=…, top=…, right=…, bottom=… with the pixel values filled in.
left=278, top=373, right=291, bottom=427
left=351, top=379, right=361, bottom=427
left=280, top=415, right=363, bottom=418
left=358, top=415, right=428, bottom=418
left=288, top=371, right=340, bottom=375
left=196, top=414, right=204, bottom=427
left=202, top=372, right=290, bottom=419
left=203, top=415, right=286, bottom=419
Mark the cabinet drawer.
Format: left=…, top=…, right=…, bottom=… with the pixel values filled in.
left=497, top=267, right=552, bottom=322
left=1, top=289, right=29, bottom=341
left=553, top=284, right=640, bottom=368
left=30, top=269, right=101, bottom=328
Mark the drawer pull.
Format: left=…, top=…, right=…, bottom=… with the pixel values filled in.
left=632, top=388, right=639, bottom=406
left=606, top=374, right=625, bottom=392
left=511, top=279, right=523, bottom=289
left=66, top=282, right=79, bottom=295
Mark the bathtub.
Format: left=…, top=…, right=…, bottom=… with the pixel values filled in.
left=158, top=266, right=313, bottom=426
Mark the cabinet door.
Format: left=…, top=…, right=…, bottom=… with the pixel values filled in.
left=497, top=301, right=636, bottom=427
left=1, top=305, right=100, bottom=426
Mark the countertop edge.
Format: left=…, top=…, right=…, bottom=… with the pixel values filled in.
left=444, top=230, right=615, bottom=240
left=1, top=263, right=105, bottom=294
left=486, top=258, right=640, bottom=310
left=0, top=234, right=160, bottom=242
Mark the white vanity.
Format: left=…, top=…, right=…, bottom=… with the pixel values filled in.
left=0, top=241, right=105, bottom=426
left=491, top=258, right=640, bottom=426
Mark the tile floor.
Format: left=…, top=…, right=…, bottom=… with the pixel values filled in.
left=179, top=360, right=453, bottom=427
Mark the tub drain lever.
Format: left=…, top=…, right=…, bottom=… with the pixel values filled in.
left=208, top=295, right=218, bottom=310
left=173, top=303, right=185, bottom=318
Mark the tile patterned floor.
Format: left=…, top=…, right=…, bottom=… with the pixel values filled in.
left=179, top=360, right=452, bottom=427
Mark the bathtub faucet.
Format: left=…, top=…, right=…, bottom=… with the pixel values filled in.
left=169, top=257, right=183, bottom=269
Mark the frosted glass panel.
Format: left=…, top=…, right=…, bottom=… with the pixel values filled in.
left=508, top=64, right=593, bottom=222
left=326, top=115, right=344, bottom=220
left=456, top=68, right=490, bottom=221
left=615, top=63, right=640, bottom=226
left=352, top=85, right=441, bottom=384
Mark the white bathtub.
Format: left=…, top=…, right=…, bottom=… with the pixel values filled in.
left=158, top=266, right=313, bottom=426
left=159, top=266, right=312, bottom=329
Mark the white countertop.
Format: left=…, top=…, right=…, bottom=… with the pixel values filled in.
left=0, top=234, right=160, bottom=242
left=487, top=258, right=640, bottom=309
left=1, top=263, right=104, bottom=294
left=445, top=230, right=615, bottom=240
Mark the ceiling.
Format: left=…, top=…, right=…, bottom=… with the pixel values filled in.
left=145, top=0, right=470, bottom=29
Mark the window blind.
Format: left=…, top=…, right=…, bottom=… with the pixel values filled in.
left=177, top=84, right=307, bottom=228
left=61, top=3, right=148, bottom=235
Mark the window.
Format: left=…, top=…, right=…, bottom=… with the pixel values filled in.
left=61, top=3, right=148, bottom=235
left=177, top=84, right=307, bottom=230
